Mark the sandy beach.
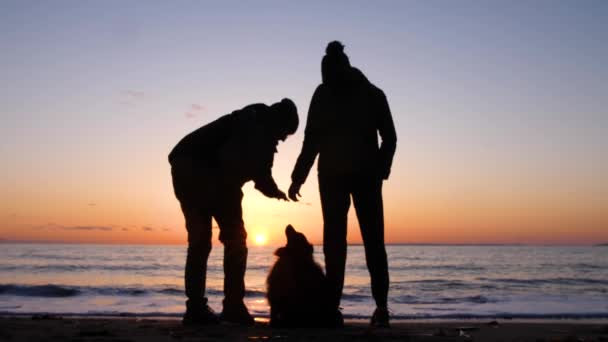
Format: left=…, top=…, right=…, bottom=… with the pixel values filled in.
left=1, top=316, right=607, bottom=342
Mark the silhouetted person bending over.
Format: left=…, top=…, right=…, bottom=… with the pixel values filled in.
left=289, top=42, right=397, bottom=327
left=169, top=99, right=298, bottom=326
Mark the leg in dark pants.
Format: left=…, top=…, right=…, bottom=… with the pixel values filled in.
left=182, top=204, right=213, bottom=311
left=171, top=159, right=214, bottom=313
left=352, top=175, right=389, bottom=309
left=215, top=187, right=253, bottom=324
left=319, top=175, right=351, bottom=310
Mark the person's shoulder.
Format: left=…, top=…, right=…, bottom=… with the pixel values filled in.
left=233, top=103, right=270, bottom=122
left=370, top=83, right=386, bottom=99
left=351, top=67, right=383, bottom=95
left=236, top=103, right=266, bottom=117
left=363, top=78, right=386, bottom=100
left=312, top=83, right=330, bottom=98
left=242, top=103, right=270, bottom=112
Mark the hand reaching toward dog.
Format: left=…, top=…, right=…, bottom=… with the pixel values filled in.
left=275, top=189, right=289, bottom=201
left=288, top=182, right=301, bottom=202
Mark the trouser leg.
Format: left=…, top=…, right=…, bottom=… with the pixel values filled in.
left=182, top=205, right=213, bottom=311
left=352, top=175, right=389, bottom=308
left=215, top=188, right=248, bottom=309
left=222, top=239, right=248, bottom=307
left=319, top=175, right=351, bottom=310
left=171, top=161, right=213, bottom=312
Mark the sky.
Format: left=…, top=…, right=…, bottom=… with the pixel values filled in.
left=1, top=1, right=606, bottom=246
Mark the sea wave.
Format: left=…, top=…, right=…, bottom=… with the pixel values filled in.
left=476, top=277, right=608, bottom=286
left=0, top=284, right=80, bottom=297
left=0, top=263, right=274, bottom=273
left=0, top=264, right=182, bottom=273
left=0, top=284, right=267, bottom=298
left=391, top=294, right=497, bottom=304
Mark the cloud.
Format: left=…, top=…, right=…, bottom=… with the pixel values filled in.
left=33, top=223, right=60, bottom=230
left=124, top=90, right=145, bottom=98
left=162, top=228, right=171, bottom=232
left=184, top=103, right=205, bottom=119
left=118, top=100, right=135, bottom=106
left=32, top=224, right=114, bottom=232
left=118, top=90, right=145, bottom=107
left=87, top=203, right=97, bottom=207
left=63, top=226, right=113, bottom=231
left=142, top=226, right=154, bottom=231
left=191, top=103, right=204, bottom=111
left=122, top=228, right=129, bottom=232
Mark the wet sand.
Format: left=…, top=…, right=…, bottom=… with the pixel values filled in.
left=1, top=316, right=607, bottom=341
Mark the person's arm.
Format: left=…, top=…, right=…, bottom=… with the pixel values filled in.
left=289, top=86, right=324, bottom=199
left=253, top=139, right=288, bottom=200
left=376, top=88, right=397, bottom=180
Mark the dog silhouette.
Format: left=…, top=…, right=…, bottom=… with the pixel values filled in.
left=266, top=225, right=335, bottom=327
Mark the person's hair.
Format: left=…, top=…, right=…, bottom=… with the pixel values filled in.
left=321, top=41, right=351, bottom=84
left=270, top=98, right=298, bottom=135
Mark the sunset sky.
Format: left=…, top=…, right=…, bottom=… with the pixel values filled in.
left=1, top=1, right=606, bottom=246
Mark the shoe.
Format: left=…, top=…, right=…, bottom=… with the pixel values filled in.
left=329, top=309, right=344, bottom=328
left=220, top=302, right=255, bottom=326
left=370, top=307, right=390, bottom=328
left=182, top=304, right=219, bottom=326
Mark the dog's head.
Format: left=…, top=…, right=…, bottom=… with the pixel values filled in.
left=274, top=224, right=314, bottom=258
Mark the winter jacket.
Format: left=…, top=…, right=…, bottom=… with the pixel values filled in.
left=169, top=104, right=281, bottom=197
left=291, top=68, right=397, bottom=184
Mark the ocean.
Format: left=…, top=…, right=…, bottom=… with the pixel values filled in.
left=0, top=244, right=607, bottom=320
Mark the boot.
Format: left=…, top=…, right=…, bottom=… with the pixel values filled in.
left=220, top=243, right=254, bottom=325
left=370, top=306, right=390, bottom=328
left=183, top=244, right=216, bottom=325
left=183, top=299, right=219, bottom=326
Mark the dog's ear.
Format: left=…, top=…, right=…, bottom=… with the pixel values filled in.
left=274, top=247, right=287, bottom=257
left=285, top=225, right=296, bottom=240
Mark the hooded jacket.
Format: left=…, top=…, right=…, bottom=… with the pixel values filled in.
left=169, top=104, right=281, bottom=197
left=291, top=68, right=397, bottom=184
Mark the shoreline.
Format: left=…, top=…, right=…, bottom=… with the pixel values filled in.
left=3, top=312, right=608, bottom=322
left=3, top=313, right=608, bottom=324
left=1, top=316, right=607, bottom=341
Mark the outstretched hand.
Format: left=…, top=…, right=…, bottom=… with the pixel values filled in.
left=288, top=182, right=301, bottom=202
left=275, top=190, right=289, bottom=201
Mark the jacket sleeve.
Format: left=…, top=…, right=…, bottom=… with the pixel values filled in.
left=290, top=85, right=323, bottom=185
left=252, top=140, right=282, bottom=198
left=376, top=89, right=397, bottom=179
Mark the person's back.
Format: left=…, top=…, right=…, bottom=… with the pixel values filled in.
left=292, top=65, right=396, bottom=184
left=309, top=68, right=393, bottom=178
left=169, top=104, right=281, bottom=190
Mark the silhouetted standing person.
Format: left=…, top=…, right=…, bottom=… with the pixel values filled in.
left=169, top=99, right=298, bottom=326
left=289, top=42, right=397, bottom=327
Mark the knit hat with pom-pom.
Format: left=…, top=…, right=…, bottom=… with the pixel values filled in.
left=321, top=41, right=351, bottom=84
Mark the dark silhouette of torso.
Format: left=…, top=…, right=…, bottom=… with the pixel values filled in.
left=292, top=68, right=396, bottom=183
left=169, top=104, right=281, bottom=195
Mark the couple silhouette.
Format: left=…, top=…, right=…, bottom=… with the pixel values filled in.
left=168, top=41, right=397, bottom=328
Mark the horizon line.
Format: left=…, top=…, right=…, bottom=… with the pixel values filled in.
left=0, top=239, right=605, bottom=247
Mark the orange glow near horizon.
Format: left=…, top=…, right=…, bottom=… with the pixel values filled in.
left=2, top=177, right=606, bottom=246
left=1, top=153, right=607, bottom=246
left=253, top=232, right=268, bottom=246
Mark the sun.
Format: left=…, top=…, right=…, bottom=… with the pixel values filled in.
left=253, top=233, right=268, bottom=246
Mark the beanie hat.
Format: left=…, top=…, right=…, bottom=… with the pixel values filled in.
left=271, top=98, right=299, bottom=135
left=321, top=41, right=351, bottom=83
